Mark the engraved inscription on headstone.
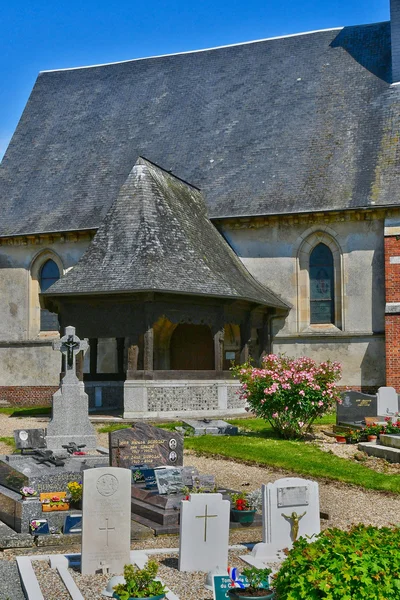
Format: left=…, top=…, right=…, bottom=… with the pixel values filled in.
left=277, top=486, right=309, bottom=508
left=109, top=422, right=183, bottom=468
left=337, top=390, right=378, bottom=424
left=81, top=466, right=131, bottom=575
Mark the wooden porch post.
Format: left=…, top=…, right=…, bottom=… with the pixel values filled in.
left=214, top=328, right=224, bottom=371
left=144, top=327, right=154, bottom=371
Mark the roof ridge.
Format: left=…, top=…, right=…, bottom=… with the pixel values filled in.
left=136, top=156, right=201, bottom=191
left=38, top=25, right=355, bottom=74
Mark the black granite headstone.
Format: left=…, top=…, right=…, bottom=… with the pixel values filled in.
left=181, top=466, right=199, bottom=486
left=337, top=391, right=378, bottom=424
left=109, top=423, right=183, bottom=468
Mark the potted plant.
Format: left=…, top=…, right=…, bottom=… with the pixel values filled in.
left=363, top=423, right=382, bottom=442
left=344, top=430, right=359, bottom=444
left=66, top=481, right=83, bottom=509
left=20, top=486, right=38, bottom=500
left=335, top=433, right=346, bottom=444
left=230, top=492, right=258, bottom=526
left=227, top=566, right=274, bottom=599
left=113, top=561, right=167, bottom=600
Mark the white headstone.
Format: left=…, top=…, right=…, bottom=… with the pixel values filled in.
left=46, top=325, right=96, bottom=451
left=252, top=477, right=320, bottom=561
left=178, top=493, right=230, bottom=572
left=81, top=466, right=131, bottom=575
left=377, top=386, right=399, bottom=418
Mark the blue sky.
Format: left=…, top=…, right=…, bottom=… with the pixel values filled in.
left=0, top=0, right=389, bottom=159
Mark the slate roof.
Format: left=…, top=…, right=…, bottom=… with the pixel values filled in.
left=0, top=21, right=399, bottom=236
left=42, top=158, right=289, bottom=308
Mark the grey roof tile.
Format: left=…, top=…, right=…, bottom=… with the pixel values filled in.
left=43, top=157, right=288, bottom=308
left=0, top=22, right=397, bottom=236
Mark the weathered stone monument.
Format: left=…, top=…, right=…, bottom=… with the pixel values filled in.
left=179, top=493, right=230, bottom=572
left=252, top=477, right=320, bottom=561
left=46, top=326, right=96, bottom=451
left=81, top=466, right=131, bottom=575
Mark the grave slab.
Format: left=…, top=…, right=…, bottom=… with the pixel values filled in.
left=182, top=419, right=238, bottom=436
left=252, top=477, right=320, bottom=561
left=109, top=423, right=183, bottom=468
left=358, top=442, right=400, bottom=462
left=81, top=466, right=131, bottom=575
left=179, top=493, right=230, bottom=572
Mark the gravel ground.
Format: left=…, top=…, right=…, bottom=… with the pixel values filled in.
left=0, top=560, right=25, bottom=600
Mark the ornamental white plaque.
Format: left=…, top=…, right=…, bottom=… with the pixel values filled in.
left=277, top=486, right=309, bottom=508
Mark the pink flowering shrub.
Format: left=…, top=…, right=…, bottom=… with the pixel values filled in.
left=232, top=354, right=342, bottom=439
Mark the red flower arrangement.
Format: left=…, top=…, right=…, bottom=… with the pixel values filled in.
left=231, top=493, right=250, bottom=511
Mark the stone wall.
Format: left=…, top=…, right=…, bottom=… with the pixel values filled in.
left=218, top=208, right=390, bottom=389
left=124, top=380, right=242, bottom=418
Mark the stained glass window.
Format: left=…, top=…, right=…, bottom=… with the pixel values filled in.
left=310, top=243, right=334, bottom=324
left=40, top=260, right=60, bottom=331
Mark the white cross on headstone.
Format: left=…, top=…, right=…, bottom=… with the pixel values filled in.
left=53, top=325, right=88, bottom=383
left=98, top=518, right=115, bottom=546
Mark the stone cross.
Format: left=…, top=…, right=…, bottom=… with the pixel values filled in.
left=195, top=504, right=218, bottom=542
left=53, top=326, right=88, bottom=382
left=98, top=518, right=115, bottom=546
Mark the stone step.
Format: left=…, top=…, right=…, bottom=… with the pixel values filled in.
left=358, top=442, right=400, bottom=463
left=131, top=497, right=180, bottom=526
left=379, top=434, right=400, bottom=449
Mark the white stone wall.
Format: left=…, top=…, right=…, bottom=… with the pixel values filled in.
left=0, top=237, right=89, bottom=385
left=219, top=214, right=387, bottom=388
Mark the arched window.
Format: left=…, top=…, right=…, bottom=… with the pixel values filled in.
left=40, top=259, right=60, bottom=331
left=309, top=243, right=334, bottom=324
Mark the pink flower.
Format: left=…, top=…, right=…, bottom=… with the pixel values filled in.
left=299, top=390, right=305, bottom=396
left=272, top=412, right=278, bottom=418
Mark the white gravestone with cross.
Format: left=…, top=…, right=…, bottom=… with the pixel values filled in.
left=81, top=466, right=131, bottom=575
left=179, top=493, right=230, bottom=572
left=251, top=477, right=320, bottom=561
left=46, top=325, right=97, bottom=451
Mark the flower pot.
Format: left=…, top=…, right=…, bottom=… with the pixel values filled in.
left=335, top=435, right=346, bottom=444
left=227, top=589, right=275, bottom=599
left=42, top=502, right=70, bottom=512
left=112, top=594, right=165, bottom=600
left=367, top=435, right=377, bottom=442
left=231, top=509, right=256, bottom=526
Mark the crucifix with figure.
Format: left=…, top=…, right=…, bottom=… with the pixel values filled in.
left=53, top=325, right=88, bottom=382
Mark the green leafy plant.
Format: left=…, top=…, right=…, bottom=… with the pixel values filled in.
left=241, top=566, right=272, bottom=591
left=232, top=354, right=342, bottom=439
left=274, top=524, right=400, bottom=599
left=113, top=561, right=166, bottom=599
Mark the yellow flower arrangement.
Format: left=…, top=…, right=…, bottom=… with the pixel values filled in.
left=67, top=481, right=83, bottom=502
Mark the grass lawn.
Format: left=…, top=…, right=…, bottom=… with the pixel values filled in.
left=0, top=436, right=16, bottom=449
left=184, top=416, right=400, bottom=494
left=0, top=406, right=51, bottom=417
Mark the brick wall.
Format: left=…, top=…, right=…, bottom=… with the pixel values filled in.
left=385, top=232, right=400, bottom=389
left=0, top=387, right=56, bottom=407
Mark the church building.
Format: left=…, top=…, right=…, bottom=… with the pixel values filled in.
left=1, top=2, right=400, bottom=417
